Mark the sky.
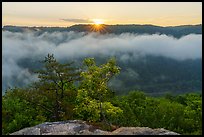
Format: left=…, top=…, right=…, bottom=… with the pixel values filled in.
left=2, top=2, right=202, bottom=27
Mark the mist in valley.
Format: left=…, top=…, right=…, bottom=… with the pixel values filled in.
left=2, top=30, right=202, bottom=95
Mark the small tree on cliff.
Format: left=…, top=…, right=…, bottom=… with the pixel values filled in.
left=34, top=54, right=81, bottom=121
left=74, top=57, right=123, bottom=125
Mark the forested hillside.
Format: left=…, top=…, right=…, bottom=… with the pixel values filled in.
left=3, top=53, right=201, bottom=96
left=2, top=24, right=202, bottom=38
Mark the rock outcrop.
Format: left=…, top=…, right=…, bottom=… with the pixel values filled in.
left=10, top=120, right=180, bottom=135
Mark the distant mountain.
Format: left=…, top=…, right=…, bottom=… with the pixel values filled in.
left=107, top=55, right=202, bottom=96
left=2, top=24, right=202, bottom=38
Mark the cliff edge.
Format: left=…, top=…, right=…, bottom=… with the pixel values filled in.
left=10, top=120, right=180, bottom=135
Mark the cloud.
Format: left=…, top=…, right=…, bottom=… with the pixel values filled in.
left=2, top=30, right=202, bottom=93
left=61, top=18, right=93, bottom=23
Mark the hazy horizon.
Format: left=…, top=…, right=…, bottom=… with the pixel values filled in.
left=2, top=23, right=202, bottom=28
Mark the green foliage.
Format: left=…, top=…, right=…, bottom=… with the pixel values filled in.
left=101, top=102, right=123, bottom=123
left=2, top=54, right=80, bottom=134
left=110, top=91, right=202, bottom=135
left=2, top=55, right=202, bottom=135
left=33, top=53, right=81, bottom=121
left=2, top=88, right=47, bottom=135
left=74, top=91, right=101, bottom=122
left=74, top=57, right=123, bottom=123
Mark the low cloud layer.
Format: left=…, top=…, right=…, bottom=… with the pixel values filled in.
left=2, top=30, right=202, bottom=93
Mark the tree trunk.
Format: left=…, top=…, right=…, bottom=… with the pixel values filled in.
left=61, top=82, right=64, bottom=99
left=55, top=90, right=60, bottom=121
left=99, top=94, right=103, bottom=122
left=99, top=93, right=111, bottom=129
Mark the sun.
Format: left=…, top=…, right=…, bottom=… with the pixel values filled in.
left=89, top=19, right=107, bottom=33
left=92, top=19, right=104, bottom=25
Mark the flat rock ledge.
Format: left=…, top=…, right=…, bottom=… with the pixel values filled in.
left=10, top=120, right=180, bottom=135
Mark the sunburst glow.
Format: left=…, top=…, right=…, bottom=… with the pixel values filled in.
left=92, top=19, right=104, bottom=25
left=89, top=19, right=107, bottom=33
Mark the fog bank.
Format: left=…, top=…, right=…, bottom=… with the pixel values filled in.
left=2, top=30, right=202, bottom=92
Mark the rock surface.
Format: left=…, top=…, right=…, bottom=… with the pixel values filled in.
left=10, top=120, right=180, bottom=135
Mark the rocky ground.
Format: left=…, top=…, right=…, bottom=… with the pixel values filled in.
left=10, top=120, right=180, bottom=135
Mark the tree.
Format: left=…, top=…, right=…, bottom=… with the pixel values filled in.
left=2, top=88, right=47, bottom=135
left=33, top=54, right=81, bottom=121
left=74, top=57, right=123, bottom=125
